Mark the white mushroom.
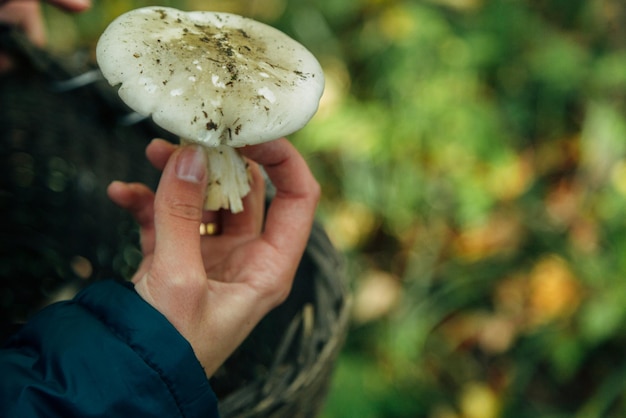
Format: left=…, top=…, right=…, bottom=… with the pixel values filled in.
left=96, top=6, right=324, bottom=212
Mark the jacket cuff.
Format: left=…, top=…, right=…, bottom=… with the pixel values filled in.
left=74, top=280, right=219, bottom=415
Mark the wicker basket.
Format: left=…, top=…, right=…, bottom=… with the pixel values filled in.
left=0, top=27, right=350, bottom=416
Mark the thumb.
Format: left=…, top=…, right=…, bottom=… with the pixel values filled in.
left=153, top=145, right=207, bottom=272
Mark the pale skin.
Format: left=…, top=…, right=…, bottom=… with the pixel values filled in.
left=2, top=0, right=321, bottom=378
left=107, top=139, right=320, bottom=377
left=0, top=0, right=91, bottom=46
left=0, top=0, right=91, bottom=70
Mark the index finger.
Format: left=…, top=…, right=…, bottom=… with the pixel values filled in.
left=0, top=0, right=91, bottom=11
left=239, top=138, right=320, bottom=258
left=44, top=0, right=91, bottom=12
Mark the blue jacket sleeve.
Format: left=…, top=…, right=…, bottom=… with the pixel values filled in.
left=0, top=280, right=220, bottom=418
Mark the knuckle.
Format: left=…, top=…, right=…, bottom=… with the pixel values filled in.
left=256, top=281, right=291, bottom=308
left=273, top=285, right=292, bottom=306
left=150, top=262, right=207, bottom=296
left=164, top=196, right=202, bottom=222
left=253, top=270, right=295, bottom=307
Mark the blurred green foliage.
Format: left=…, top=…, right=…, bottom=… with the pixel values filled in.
left=43, top=0, right=626, bottom=416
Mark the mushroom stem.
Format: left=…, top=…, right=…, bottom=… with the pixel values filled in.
left=180, top=139, right=251, bottom=213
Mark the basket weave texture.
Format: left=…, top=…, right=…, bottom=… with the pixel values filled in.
left=0, top=27, right=350, bottom=417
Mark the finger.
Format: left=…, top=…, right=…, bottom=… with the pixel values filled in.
left=0, top=3, right=46, bottom=46
left=220, top=161, right=265, bottom=236
left=202, top=209, right=221, bottom=225
left=152, top=145, right=208, bottom=273
left=146, top=140, right=221, bottom=236
left=44, top=0, right=91, bottom=12
left=107, top=181, right=156, bottom=254
left=199, top=209, right=222, bottom=239
left=239, top=139, right=320, bottom=259
left=146, top=138, right=177, bottom=171
left=107, top=181, right=155, bottom=227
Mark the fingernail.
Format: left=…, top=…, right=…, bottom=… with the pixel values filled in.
left=176, top=146, right=206, bottom=184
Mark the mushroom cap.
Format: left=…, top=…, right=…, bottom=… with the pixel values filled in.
left=96, top=7, right=324, bottom=147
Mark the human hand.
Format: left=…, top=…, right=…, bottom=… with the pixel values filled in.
left=0, top=0, right=91, bottom=45
left=107, top=138, right=320, bottom=377
left=0, top=0, right=90, bottom=71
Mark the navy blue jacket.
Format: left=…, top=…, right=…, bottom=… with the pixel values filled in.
left=0, top=280, right=219, bottom=417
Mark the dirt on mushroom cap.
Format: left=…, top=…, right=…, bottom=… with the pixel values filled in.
left=96, top=7, right=325, bottom=148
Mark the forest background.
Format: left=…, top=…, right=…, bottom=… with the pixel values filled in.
left=37, top=0, right=626, bottom=416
